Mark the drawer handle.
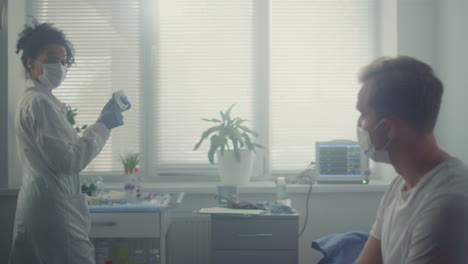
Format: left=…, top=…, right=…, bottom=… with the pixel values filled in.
left=237, top=234, right=273, bottom=237
left=92, top=221, right=117, bottom=227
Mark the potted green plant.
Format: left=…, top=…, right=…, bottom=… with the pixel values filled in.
left=120, top=152, right=142, bottom=174
left=193, top=104, right=263, bottom=185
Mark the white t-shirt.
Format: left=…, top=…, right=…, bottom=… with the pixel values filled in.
left=371, top=158, right=468, bottom=264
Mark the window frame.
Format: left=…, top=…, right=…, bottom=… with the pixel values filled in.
left=37, top=0, right=379, bottom=183
left=148, top=0, right=379, bottom=182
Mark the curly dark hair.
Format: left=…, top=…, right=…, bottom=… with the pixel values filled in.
left=16, top=20, right=75, bottom=77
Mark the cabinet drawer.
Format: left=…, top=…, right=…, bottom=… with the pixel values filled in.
left=90, top=213, right=160, bottom=238
left=212, top=249, right=297, bottom=264
left=211, top=215, right=298, bottom=250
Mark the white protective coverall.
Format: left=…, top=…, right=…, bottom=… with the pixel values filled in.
left=9, top=81, right=110, bottom=264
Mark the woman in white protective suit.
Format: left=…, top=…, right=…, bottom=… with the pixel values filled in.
left=9, top=21, right=131, bottom=264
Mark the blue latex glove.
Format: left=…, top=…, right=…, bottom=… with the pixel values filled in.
left=98, top=111, right=124, bottom=130
left=101, top=95, right=117, bottom=113
left=101, top=93, right=132, bottom=114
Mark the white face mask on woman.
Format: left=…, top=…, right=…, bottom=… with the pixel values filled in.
left=37, top=62, right=67, bottom=89
left=357, top=119, right=392, bottom=164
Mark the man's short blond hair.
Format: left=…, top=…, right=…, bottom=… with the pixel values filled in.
left=358, top=56, right=443, bottom=134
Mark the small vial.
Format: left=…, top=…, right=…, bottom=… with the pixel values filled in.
left=132, top=249, right=146, bottom=264
left=113, top=90, right=130, bottom=111
left=276, top=177, right=287, bottom=201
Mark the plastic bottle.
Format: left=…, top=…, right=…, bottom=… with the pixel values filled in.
left=132, top=248, right=146, bottom=264
left=94, top=239, right=110, bottom=264
left=89, top=183, right=96, bottom=196
left=95, top=176, right=104, bottom=196
left=147, top=248, right=160, bottom=264
left=276, top=177, right=287, bottom=201
left=134, top=168, right=142, bottom=200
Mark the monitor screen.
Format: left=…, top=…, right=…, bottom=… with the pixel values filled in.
left=316, top=141, right=368, bottom=182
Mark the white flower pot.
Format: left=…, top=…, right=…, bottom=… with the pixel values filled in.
left=216, top=149, right=254, bottom=185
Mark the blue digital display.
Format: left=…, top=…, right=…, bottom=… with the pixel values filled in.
left=318, top=144, right=362, bottom=177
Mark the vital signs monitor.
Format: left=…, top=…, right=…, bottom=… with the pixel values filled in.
left=316, top=140, right=369, bottom=184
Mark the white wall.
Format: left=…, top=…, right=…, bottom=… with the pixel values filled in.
left=7, top=0, right=25, bottom=188
left=437, top=0, right=468, bottom=163
left=378, top=0, right=397, bottom=56
left=397, top=0, right=440, bottom=69
left=0, top=0, right=25, bottom=260
left=394, top=0, right=468, bottom=164
left=0, top=0, right=8, bottom=188
left=0, top=0, right=25, bottom=189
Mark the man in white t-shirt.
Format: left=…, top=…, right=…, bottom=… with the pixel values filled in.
left=354, top=56, right=468, bottom=264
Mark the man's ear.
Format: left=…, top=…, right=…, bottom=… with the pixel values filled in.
left=383, top=116, right=401, bottom=139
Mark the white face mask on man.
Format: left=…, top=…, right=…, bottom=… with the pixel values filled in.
left=357, top=119, right=392, bottom=164
left=37, top=62, right=67, bottom=89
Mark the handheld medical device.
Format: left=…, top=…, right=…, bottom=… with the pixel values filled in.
left=316, top=140, right=370, bottom=184
left=217, top=185, right=238, bottom=207
left=114, top=90, right=130, bottom=111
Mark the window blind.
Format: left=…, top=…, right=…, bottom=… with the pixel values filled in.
left=153, top=0, right=254, bottom=168
left=30, top=0, right=376, bottom=175
left=270, top=0, right=375, bottom=171
left=31, top=0, right=141, bottom=172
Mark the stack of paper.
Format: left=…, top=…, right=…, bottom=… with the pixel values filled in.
left=198, top=207, right=267, bottom=215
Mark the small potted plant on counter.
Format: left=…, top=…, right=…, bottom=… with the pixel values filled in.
left=120, top=152, right=142, bottom=201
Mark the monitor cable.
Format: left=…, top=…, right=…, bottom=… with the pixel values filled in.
left=298, top=179, right=313, bottom=238
left=213, top=194, right=261, bottom=210
left=297, top=161, right=317, bottom=238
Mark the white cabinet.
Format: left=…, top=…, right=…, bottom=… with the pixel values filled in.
left=211, top=214, right=299, bottom=264
left=90, top=212, right=161, bottom=238
left=89, top=201, right=179, bottom=264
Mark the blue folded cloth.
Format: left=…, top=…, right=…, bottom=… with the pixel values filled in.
left=311, top=231, right=369, bottom=264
